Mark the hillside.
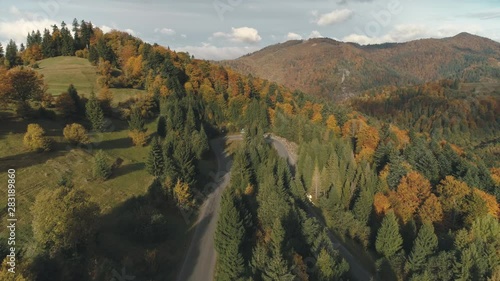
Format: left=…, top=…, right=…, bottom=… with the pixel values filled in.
left=37, top=56, right=97, bottom=96
left=221, top=33, right=500, bottom=99
left=37, top=56, right=147, bottom=102
left=1, top=21, right=499, bottom=281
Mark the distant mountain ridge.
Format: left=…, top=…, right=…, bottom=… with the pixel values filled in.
left=220, top=33, right=500, bottom=99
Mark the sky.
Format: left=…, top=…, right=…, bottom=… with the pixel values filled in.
left=0, top=0, right=499, bottom=60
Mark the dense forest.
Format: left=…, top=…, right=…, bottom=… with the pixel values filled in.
left=0, top=19, right=498, bottom=281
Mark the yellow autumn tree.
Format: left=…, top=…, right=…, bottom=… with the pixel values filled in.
left=418, top=194, right=443, bottom=224
left=326, top=114, right=341, bottom=134
left=174, top=180, right=193, bottom=209
left=390, top=171, right=432, bottom=224
left=473, top=188, right=499, bottom=218
left=23, top=123, right=52, bottom=152
left=374, top=193, right=391, bottom=217
left=63, top=123, right=91, bottom=145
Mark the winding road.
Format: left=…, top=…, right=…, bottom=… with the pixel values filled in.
left=176, top=134, right=375, bottom=281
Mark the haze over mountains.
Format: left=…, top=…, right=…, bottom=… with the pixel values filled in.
left=222, top=33, right=500, bottom=99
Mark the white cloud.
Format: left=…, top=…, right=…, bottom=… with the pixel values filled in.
left=308, top=30, right=324, bottom=39
left=100, top=25, right=136, bottom=35
left=175, top=43, right=260, bottom=60
left=154, top=27, right=176, bottom=36
left=100, top=25, right=113, bottom=34
left=213, top=27, right=262, bottom=44
left=181, top=34, right=187, bottom=38
left=314, top=9, right=353, bottom=26
left=343, top=24, right=484, bottom=45
left=286, top=32, right=302, bottom=40
left=124, top=28, right=136, bottom=36
left=0, top=18, right=57, bottom=44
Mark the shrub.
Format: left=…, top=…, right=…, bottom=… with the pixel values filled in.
left=63, top=123, right=90, bottom=145
left=128, top=129, right=148, bottom=147
left=23, top=123, right=52, bottom=152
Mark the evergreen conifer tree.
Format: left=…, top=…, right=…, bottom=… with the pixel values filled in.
left=376, top=211, right=403, bottom=258
left=406, top=223, right=438, bottom=274
left=146, top=137, right=165, bottom=177
left=215, top=191, right=246, bottom=281
left=85, top=92, right=105, bottom=132
left=93, top=150, right=111, bottom=180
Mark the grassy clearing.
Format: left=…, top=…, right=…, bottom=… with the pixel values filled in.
left=37, top=56, right=98, bottom=96
left=0, top=116, right=212, bottom=279
left=36, top=56, right=147, bottom=100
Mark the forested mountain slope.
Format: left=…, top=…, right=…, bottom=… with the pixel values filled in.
left=0, top=20, right=498, bottom=281
left=222, top=33, right=500, bottom=99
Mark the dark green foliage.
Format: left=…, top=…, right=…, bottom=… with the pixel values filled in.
left=93, top=150, right=111, bottom=180
left=88, top=46, right=99, bottom=64
left=85, top=92, right=105, bottom=132
left=191, top=126, right=209, bottom=159
left=215, top=191, right=246, bottom=281
left=5, top=39, right=19, bottom=68
left=146, top=137, right=165, bottom=177
left=261, top=252, right=295, bottom=281
left=406, top=223, right=438, bottom=274
left=128, top=107, right=145, bottom=131
left=353, top=187, right=374, bottom=225
left=173, top=139, right=196, bottom=185
left=376, top=211, right=403, bottom=258
left=426, top=251, right=455, bottom=281
left=387, top=152, right=407, bottom=190
left=60, top=21, right=75, bottom=56
left=405, top=137, right=440, bottom=183
left=156, top=115, right=167, bottom=138
left=42, top=28, right=55, bottom=57
left=67, top=84, right=85, bottom=116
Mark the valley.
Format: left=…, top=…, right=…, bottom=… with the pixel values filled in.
left=0, top=11, right=498, bottom=281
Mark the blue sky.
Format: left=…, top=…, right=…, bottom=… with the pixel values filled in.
left=0, top=0, right=499, bottom=60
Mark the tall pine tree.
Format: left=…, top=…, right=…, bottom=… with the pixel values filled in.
left=85, top=92, right=105, bottom=132
left=146, top=137, right=165, bottom=177
left=376, top=211, right=403, bottom=258
left=215, top=191, right=246, bottom=281
left=5, top=39, right=19, bottom=68
left=406, top=223, right=438, bottom=274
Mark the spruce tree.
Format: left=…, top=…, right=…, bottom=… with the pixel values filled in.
left=376, top=211, right=403, bottom=258
left=85, top=92, right=105, bottom=132
left=173, top=140, right=196, bottom=185
left=93, top=150, right=111, bottom=180
left=146, top=137, right=165, bottom=178
left=5, top=39, right=18, bottom=68
left=157, top=115, right=167, bottom=138
left=128, top=107, right=145, bottom=131
left=67, top=84, right=84, bottom=116
left=215, top=191, right=246, bottom=281
left=406, top=223, right=438, bottom=274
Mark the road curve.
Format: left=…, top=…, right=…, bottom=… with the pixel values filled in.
left=176, top=134, right=374, bottom=281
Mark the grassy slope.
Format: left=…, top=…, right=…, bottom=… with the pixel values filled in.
left=37, top=56, right=98, bottom=96
left=37, top=56, right=147, bottom=103
left=0, top=56, right=211, bottom=280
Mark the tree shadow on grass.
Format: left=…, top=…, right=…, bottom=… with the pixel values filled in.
left=95, top=137, right=133, bottom=151
left=0, top=150, right=67, bottom=171
left=95, top=181, right=200, bottom=281
left=110, top=162, right=145, bottom=179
